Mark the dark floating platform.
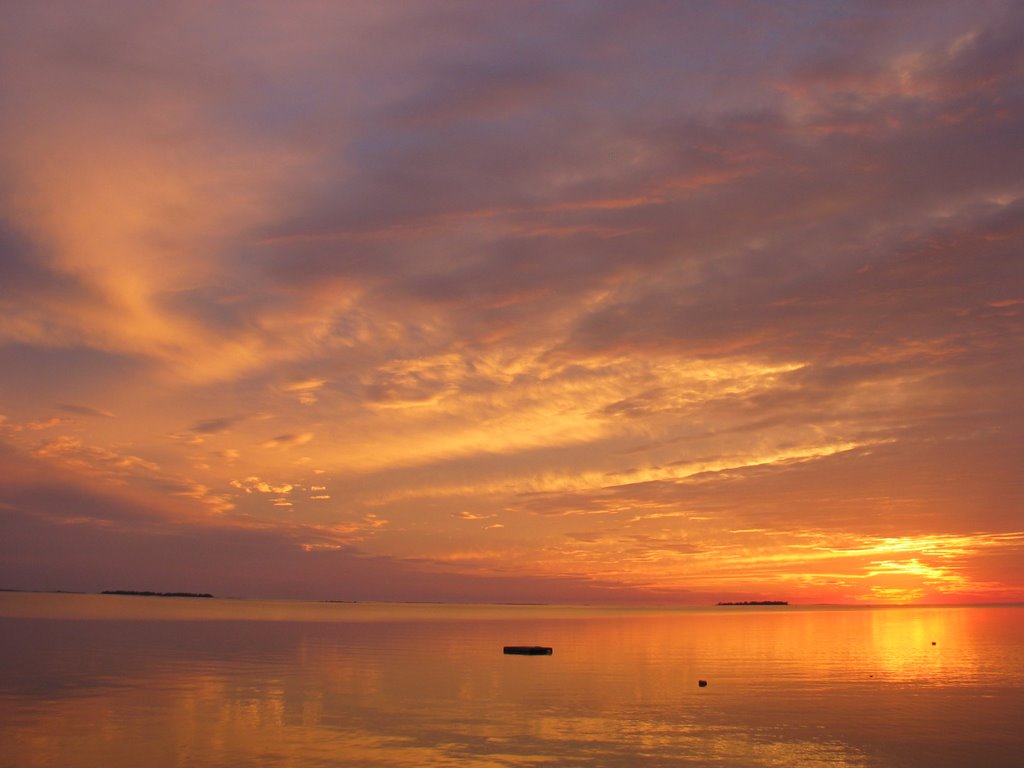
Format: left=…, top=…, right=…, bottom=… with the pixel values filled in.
left=503, top=646, right=553, bottom=656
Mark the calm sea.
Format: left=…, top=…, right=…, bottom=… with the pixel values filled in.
left=1, top=593, right=1022, bottom=767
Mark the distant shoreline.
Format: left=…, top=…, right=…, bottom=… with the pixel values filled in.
left=101, top=590, right=214, bottom=599
left=4, top=590, right=1024, bottom=609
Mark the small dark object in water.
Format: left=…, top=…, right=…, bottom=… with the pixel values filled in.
left=932, top=641, right=937, bottom=646
left=503, top=646, right=553, bottom=655
left=698, top=679, right=708, bottom=687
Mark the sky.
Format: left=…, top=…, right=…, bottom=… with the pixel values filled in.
left=1, top=1, right=1023, bottom=605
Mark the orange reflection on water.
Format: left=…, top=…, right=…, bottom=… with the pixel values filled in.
left=2, top=596, right=1022, bottom=768
left=867, top=606, right=981, bottom=684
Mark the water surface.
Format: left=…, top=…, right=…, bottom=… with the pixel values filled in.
left=2, top=593, right=1021, bottom=767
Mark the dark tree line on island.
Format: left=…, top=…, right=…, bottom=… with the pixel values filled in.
left=102, top=590, right=214, bottom=598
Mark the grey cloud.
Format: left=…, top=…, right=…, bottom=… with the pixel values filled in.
left=0, top=222, right=104, bottom=329
left=57, top=404, right=115, bottom=419
left=278, top=18, right=1023, bottom=360
left=190, top=415, right=246, bottom=435
left=0, top=346, right=143, bottom=407
left=262, top=432, right=313, bottom=450
left=564, top=193, right=1024, bottom=365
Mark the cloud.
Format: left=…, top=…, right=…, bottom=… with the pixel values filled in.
left=282, top=377, right=327, bottom=405
left=32, top=436, right=162, bottom=477
left=190, top=415, right=247, bottom=435
left=57, top=404, right=115, bottom=419
left=261, top=433, right=314, bottom=450
left=0, top=1, right=1021, bottom=603
left=456, top=512, right=496, bottom=522
left=230, top=477, right=294, bottom=495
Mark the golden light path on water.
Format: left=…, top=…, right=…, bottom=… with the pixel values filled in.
left=2, top=594, right=1023, bottom=767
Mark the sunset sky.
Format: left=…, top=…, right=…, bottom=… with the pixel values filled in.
left=2, top=1, right=1022, bottom=605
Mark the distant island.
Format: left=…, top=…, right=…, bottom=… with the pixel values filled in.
left=716, top=600, right=788, bottom=606
left=102, top=590, right=214, bottom=598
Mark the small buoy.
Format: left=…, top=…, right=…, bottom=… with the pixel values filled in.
left=931, top=641, right=937, bottom=646
left=698, top=679, right=708, bottom=687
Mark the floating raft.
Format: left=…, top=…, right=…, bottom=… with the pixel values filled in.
left=503, top=646, right=553, bottom=655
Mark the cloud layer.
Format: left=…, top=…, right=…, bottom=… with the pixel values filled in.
left=2, top=1, right=1023, bottom=603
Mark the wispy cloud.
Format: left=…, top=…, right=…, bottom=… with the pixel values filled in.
left=57, top=404, right=115, bottom=419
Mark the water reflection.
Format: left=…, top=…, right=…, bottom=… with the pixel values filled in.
left=1, top=596, right=1022, bottom=767
left=866, top=607, right=980, bottom=684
